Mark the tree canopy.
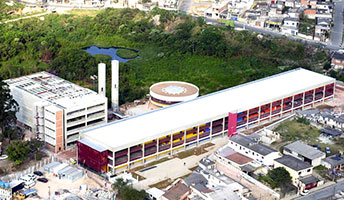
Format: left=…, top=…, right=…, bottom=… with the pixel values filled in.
left=6, top=140, right=30, bottom=165
left=0, top=78, right=19, bottom=140
left=267, top=167, right=292, bottom=188
left=112, top=178, right=147, bottom=200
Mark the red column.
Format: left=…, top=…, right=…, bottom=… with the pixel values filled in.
left=228, top=112, right=237, bottom=137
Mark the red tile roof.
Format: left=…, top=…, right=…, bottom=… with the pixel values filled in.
left=225, top=152, right=253, bottom=165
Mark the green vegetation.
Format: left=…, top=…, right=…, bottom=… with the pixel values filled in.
left=259, top=167, right=292, bottom=189
left=6, top=140, right=30, bottom=165
left=112, top=178, right=147, bottom=200
left=0, top=7, right=331, bottom=105
left=0, top=78, right=19, bottom=141
left=6, top=139, right=43, bottom=165
left=299, top=13, right=315, bottom=36
left=116, top=48, right=139, bottom=59
left=275, top=119, right=320, bottom=141
left=0, top=0, right=24, bottom=22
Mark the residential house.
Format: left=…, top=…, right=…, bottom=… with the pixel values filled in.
left=309, top=0, right=317, bottom=8
left=331, top=51, right=344, bottom=70
left=322, top=153, right=344, bottom=171
left=274, top=155, right=316, bottom=188
left=316, top=1, right=333, bottom=11
left=295, top=0, right=301, bottom=8
left=199, top=158, right=216, bottom=171
left=162, top=181, right=190, bottom=200
left=288, top=8, right=301, bottom=18
left=320, top=127, right=342, bottom=138
left=204, top=0, right=229, bottom=19
left=315, top=17, right=331, bottom=40
left=265, top=17, right=283, bottom=29
left=316, top=9, right=332, bottom=18
left=304, top=8, right=316, bottom=19
left=285, top=0, right=295, bottom=8
left=283, top=141, right=326, bottom=167
left=281, top=17, right=299, bottom=35
left=277, top=1, right=285, bottom=10
left=147, top=188, right=165, bottom=200
left=228, top=134, right=281, bottom=166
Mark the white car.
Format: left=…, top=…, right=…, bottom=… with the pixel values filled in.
left=0, top=155, right=8, bottom=160
left=24, top=180, right=36, bottom=189
left=27, top=174, right=37, bottom=180
left=300, top=190, right=309, bottom=196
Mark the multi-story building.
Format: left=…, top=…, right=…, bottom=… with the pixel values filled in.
left=77, top=68, right=335, bottom=174
left=5, top=72, right=108, bottom=152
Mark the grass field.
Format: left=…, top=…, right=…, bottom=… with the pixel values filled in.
left=176, top=143, right=214, bottom=159
left=116, top=48, right=139, bottom=59
left=66, top=9, right=101, bottom=17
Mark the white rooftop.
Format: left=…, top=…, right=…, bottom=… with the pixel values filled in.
left=5, top=72, right=103, bottom=109
left=82, top=68, right=335, bottom=151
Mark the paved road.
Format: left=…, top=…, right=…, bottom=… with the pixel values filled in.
left=330, top=1, right=344, bottom=46
left=296, top=180, right=344, bottom=200
left=178, top=0, right=192, bottom=12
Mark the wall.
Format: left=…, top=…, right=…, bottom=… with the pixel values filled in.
left=77, top=141, right=108, bottom=173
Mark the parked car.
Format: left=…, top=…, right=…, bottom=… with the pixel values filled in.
left=300, top=189, right=309, bottom=196
left=0, top=155, right=8, bottom=160
left=312, top=144, right=320, bottom=150
left=27, top=174, right=36, bottom=180
left=33, top=171, right=43, bottom=176
left=325, top=147, right=331, bottom=154
left=24, top=180, right=35, bottom=189
left=37, top=178, right=48, bottom=183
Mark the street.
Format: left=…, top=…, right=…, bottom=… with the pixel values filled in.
left=330, top=1, right=344, bottom=47
left=296, top=180, right=344, bottom=200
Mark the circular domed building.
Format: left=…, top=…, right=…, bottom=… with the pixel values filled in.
left=149, top=81, right=199, bottom=107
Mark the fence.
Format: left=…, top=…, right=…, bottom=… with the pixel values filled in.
left=0, top=156, right=60, bottom=182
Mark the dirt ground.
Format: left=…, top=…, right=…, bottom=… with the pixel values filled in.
left=30, top=172, right=100, bottom=199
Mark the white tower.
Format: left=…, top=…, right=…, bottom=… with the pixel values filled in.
left=98, top=63, right=106, bottom=97
left=111, top=60, right=119, bottom=112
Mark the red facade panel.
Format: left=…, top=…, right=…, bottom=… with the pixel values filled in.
left=228, top=112, right=237, bottom=137
left=77, top=141, right=108, bottom=173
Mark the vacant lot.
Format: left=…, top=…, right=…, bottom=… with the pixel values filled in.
left=274, top=119, right=344, bottom=155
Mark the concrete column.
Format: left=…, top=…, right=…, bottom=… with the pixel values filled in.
left=197, top=125, right=200, bottom=146
left=269, top=103, right=273, bottom=121
left=170, top=133, right=173, bottom=155
left=301, top=91, right=305, bottom=110
left=112, top=151, right=115, bottom=173
left=312, top=89, right=316, bottom=107
left=322, top=85, right=326, bottom=102
left=143, top=143, right=145, bottom=161
left=127, top=147, right=130, bottom=170
left=184, top=130, right=186, bottom=150
left=222, top=118, right=225, bottom=132
left=246, top=111, right=249, bottom=129
left=281, top=98, right=284, bottom=114
left=156, top=138, right=159, bottom=160
left=210, top=121, right=213, bottom=141
left=291, top=95, right=295, bottom=110
left=258, top=105, right=262, bottom=124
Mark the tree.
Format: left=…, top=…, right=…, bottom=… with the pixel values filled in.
left=112, top=178, right=147, bottom=200
left=0, top=78, right=19, bottom=140
left=267, top=167, right=292, bottom=188
left=6, top=140, right=30, bottom=166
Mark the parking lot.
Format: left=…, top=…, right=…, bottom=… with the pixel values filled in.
left=26, top=171, right=101, bottom=199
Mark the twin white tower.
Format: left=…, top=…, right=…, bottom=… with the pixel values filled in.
left=98, top=60, right=119, bottom=112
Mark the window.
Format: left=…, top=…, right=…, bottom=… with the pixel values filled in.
left=307, top=169, right=311, bottom=172
left=298, top=172, right=301, bottom=175
left=261, top=156, right=264, bottom=159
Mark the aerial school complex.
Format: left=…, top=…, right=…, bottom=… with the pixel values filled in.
left=77, top=68, right=336, bottom=174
